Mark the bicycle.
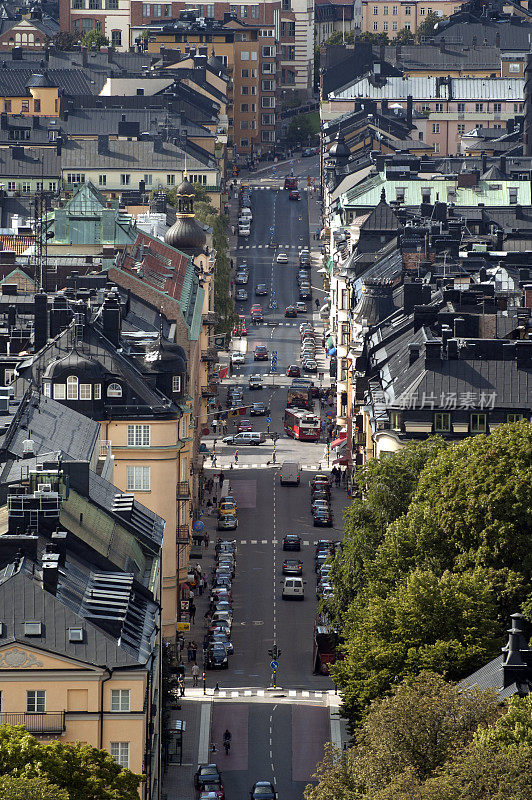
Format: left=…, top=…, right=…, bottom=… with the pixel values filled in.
left=223, top=738, right=231, bottom=755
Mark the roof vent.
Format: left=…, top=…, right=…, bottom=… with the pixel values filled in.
left=68, top=627, right=84, bottom=642
left=24, top=621, right=42, bottom=636
left=22, top=439, right=35, bottom=456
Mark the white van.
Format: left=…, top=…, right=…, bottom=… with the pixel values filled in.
left=280, top=462, right=301, bottom=486
left=238, top=225, right=251, bottom=238
left=281, top=576, right=305, bottom=600
left=240, top=208, right=252, bottom=222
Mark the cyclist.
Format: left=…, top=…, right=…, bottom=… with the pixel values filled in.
left=223, top=729, right=232, bottom=754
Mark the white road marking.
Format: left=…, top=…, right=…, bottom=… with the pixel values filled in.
left=198, top=702, right=212, bottom=763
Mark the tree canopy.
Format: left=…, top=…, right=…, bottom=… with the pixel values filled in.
left=0, top=727, right=142, bottom=800
left=416, top=12, right=443, bottom=40
left=328, top=422, right=532, bottom=724
left=0, top=775, right=69, bottom=800
left=80, top=31, right=109, bottom=50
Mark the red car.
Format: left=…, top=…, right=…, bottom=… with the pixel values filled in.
left=251, top=304, right=263, bottom=313
left=289, top=189, right=300, bottom=201
left=286, top=364, right=301, bottom=377
left=237, top=418, right=253, bottom=432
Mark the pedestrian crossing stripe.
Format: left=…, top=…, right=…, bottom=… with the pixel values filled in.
left=237, top=540, right=332, bottom=547
left=183, top=687, right=332, bottom=700
left=205, top=463, right=324, bottom=470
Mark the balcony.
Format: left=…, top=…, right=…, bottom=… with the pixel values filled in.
left=201, top=347, right=218, bottom=363
left=202, top=311, right=218, bottom=325
left=176, top=481, right=190, bottom=500
left=99, top=440, right=112, bottom=458
left=1, top=712, right=66, bottom=734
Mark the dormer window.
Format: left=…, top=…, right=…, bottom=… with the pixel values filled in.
left=172, top=375, right=181, bottom=393
left=107, top=383, right=122, bottom=398
left=53, top=384, right=66, bottom=400
left=43, top=382, right=51, bottom=397
left=67, top=376, right=78, bottom=400
left=79, top=384, right=92, bottom=400
left=68, top=627, right=84, bottom=642
left=24, top=622, right=42, bottom=636
left=94, top=384, right=102, bottom=400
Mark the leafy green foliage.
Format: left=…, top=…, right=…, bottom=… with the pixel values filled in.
left=392, top=28, right=415, bottom=43
left=305, top=672, right=499, bottom=800
left=475, top=693, right=532, bottom=749
left=416, top=12, right=443, bottom=40
left=0, top=775, right=69, bottom=800
left=358, top=32, right=390, bottom=44
left=287, top=112, right=320, bottom=144
left=80, top=30, right=109, bottom=49
left=323, top=30, right=356, bottom=46
left=329, top=423, right=532, bottom=724
left=0, top=726, right=142, bottom=800
left=51, top=31, right=79, bottom=50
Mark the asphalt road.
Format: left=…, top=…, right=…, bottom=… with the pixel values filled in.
left=203, top=157, right=344, bottom=800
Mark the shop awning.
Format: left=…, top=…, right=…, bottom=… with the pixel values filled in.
left=331, top=433, right=347, bottom=449
left=333, top=456, right=349, bottom=465
left=326, top=336, right=335, bottom=349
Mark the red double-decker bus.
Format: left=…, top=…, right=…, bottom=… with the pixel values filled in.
left=284, top=408, right=321, bottom=441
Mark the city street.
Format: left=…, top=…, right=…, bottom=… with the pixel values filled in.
left=199, top=156, right=347, bottom=799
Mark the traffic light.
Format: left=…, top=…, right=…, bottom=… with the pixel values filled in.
left=307, top=176, right=311, bottom=186
left=268, top=645, right=282, bottom=659
left=232, top=165, right=238, bottom=176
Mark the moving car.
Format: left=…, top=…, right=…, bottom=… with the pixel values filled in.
left=285, top=306, right=298, bottom=318
left=303, top=358, right=318, bottom=373
left=296, top=302, right=308, bottom=313
left=276, top=252, right=289, bottom=264
left=255, top=284, right=268, bottom=296
left=286, top=364, right=301, bottom=377
left=302, top=147, right=314, bottom=157
left=281, top=576, right=305, bottom=600
left=231, top=352, right=245, bottom=365
left=237, top=419, right=253, bottom=432
left=222, top=432, right=266, bottom=445
left=280, top=461, right=301, bottom=486
left=250, top=402, right=268, bottom=416
left=289, top=189, right=300, bottom=201
left=194, top=765, right=222, bottom=791
left=254, top=345, right=268, bottom=360
left=250, top=781, right=277, bottom=800
left=235, top=288, right=248, bottom=301
left=283, top=534, right=302, bottom=551
left=235, top=273, right=249, bottom=285
left=251, top=303, right=263, bottom=313
left=282, top=558, right=303, bottom=575
left=249, top=374, right=264, bottom=390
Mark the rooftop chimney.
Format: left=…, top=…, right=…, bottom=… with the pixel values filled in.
left=408, top=342, right=421, bottom=365
left=81, top=45, right=87, bottom=68
left=502, top=619, right=528, bottom=688
left=524, top=284, right=532, bottom=310
left=425, top=339, right=442, bottom=363
left=102, top=294, right=121, bottom=346
left=439, top=36, right=445, bottom=53
left=33, top=290, right=48, bottom=352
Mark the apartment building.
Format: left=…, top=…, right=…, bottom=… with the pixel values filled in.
left=362, top=0, right=460, bottom=35
left=142, top=16, right=277, bottom=158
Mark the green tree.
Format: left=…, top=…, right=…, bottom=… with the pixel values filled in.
left=305, top=672, right=499, bottom=800
left=392, top=28, right=415, bottom=44
left=0, top=726, right=142, bottom=800
left=475, top=693, right=532, bottom=749
left=332, top=567, right=501, bottom=721
left=287, top=112, right=320, bottom=144
left=80, top=30, right=109, bottom=50
left=323, top=30, right=356, bottom=46
left=358, top=32, right=389, bottom=44
left=51, top=31, right=79, bottom=50
left=416, top=12, right=442, bottom=41
left=0, top=775, right=69, bottom=800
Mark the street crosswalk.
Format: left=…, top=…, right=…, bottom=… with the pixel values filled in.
left=236, top=244, right=306, bottom=250
left=184, top=687, right=333, bottom=701
left=205, top=463, right=324, bottom=471
left=234, top=538, right=332, bottom=546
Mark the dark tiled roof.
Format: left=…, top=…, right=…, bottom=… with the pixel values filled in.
left=0, top=146, right=60, bottom=177
left=361, top=196, right=399, bottom=232
left=61, top=138, right=215, bottom=172
left=433, top=19, right=532, bottom=51
left=382, top=44, right=501, bottom=70
left=0, top=67, right=94, bottom=96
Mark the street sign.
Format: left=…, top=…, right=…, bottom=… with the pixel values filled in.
left=176, top=622, right=190, bottom=631
left=266, top=417, right=271, bottom=423
left=272, top=302, right=277, bottom=310
left=180, top=600, right=189, bottom=611
left=193, top=520, right=205, bottom=532
left=270, top=660, right=279, bottom=670
left=271, top=364, right=277, bottom=372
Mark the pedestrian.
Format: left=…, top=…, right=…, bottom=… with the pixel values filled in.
left=231, top=225, right=235, bottom=235
left=178, top=633, right=185, bottom=653
left=315, top=298, right=320, bottom=310
left=192, top=640, right=198, bottom=660
left=198, top=576, right=204, bottom=596
left=204, top=532, right=210, bottom=549
left=192, top=663, right=200, bottom=687
left=187, top=643, right=194, bottom=662
left=204, top=610, right=211, bottom=627
left=234, top=449, right=239, bottom=464
left=230, top=280, right=234, bottom=291
left=230, top=258, right=234, bottom=270
left=219, top=470, right=225, bottom=487
left=335, top=470, right=341, bottom=487
left=178, top=675, right=185, bottom=697
left=211, top=452, right=217, bottom=466
left=177, top=660, right=185, bottom=677
left=212, top=418, right=218, bottom=434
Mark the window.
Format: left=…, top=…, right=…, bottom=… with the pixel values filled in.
left=341, top=288, right=349, bottom=310
left=111, top=689, right=130, bottom=712
left=241, top=68, right=249, bottom=77
left=420, top=6, right=425, bottom=12
left=433, top=142, right=440, bottom=153
left=383, top=4, right=388, bottom=11
left=79, top=384, right=92, bottom=400
left=240, top=138, right=249, bottom=147
left=261, top=113, right=274, bottom=125
left=457, top=102, right=465, bottom=112
left=27, top=690, right=46, bottom=712
left=507, top=413, right=523, bottom=422
left=383, top=21, right=388, bottom=30
left=240, top=4, right=247, bottom=15
left=153, top=3, right=161, bottom=14
left=396, top=187, right=405, bottom=202
left=89, top=0, right=101, bottom=7
left=127, top=466, right=150, bottom=491
left=390, top=411, right=402, bottom=429
left=261, top=96, right=275, bottom=108
left=107, top=383, right=122, bottom=397
left=4, top=100, right=11, bottom=112
left=457, top=123, right=465, bottom=134
left=475, top=103, right=484, bottom=112
left=67, top=173, right=84, bottom=185
left=164, top=4, right=171, bottom=14
left=435, top=102, right=443, bottom=112
left=405, top=4, right=411, bottom=12
left=120, top=174, right=130, bottom=186
left=142, top=2, right=150, bottom=14
left=112, top=30, right=122, bottom=47
left=43, top=381, right=51, bottom=397
left=494, top=102, right=501, bottom=113
left=281, top=0, right=290, bottom=9
left=206, top=3, right=214, bottom=13
left=262, top=45, right=275, bottom=57
left=82, top=18, right=92, bottom=29
left=250, top=4, right=259, bottom=16
left=7, top=181, right=15, bottom=191
left=470, top=413, right=486, bottom=433
left=373, top=4, right=378, bottom=12
left=127, top=424, right=150, bottom=447
left=48, top=181, right=56, bottom=192
left=21, top=182, right=31, bottom=193
left=67, top=376, right=78, bottom=400
left=110, top=742, right=129, bottom=769
left=172, top=375, right=181, bottom=392
left=509, top=62, right=520, bottom=73
left=509, top=187, right=518, bottom=204
left=68, top=627, right=84, bottom=642
left=241, top=51, right=249, bottom=60
left=373, top=20, right=378, bottom=29
left=143, top=174, right=153, bottom=186
left=432, top=123, right=440, bottom=133
left=514, top=103, right=524, bottom=113
left=262, top=79, right=274, bottom=91
left=392, top=4, right=397, bottom=12
left=94, top=384, right=101, bottom=400
left=241, top=120, right=249, bottom=130
left=53, top=383, right=66, bottom=399
left=107, top=0, right=119, bottom=7
left=34, top=99, right=41, bottom=113
left=21, top=99, right=29, bottom=112
left=404, top=21, right=410, bottom=28
left=72, top=0, right=85, bottom=7
left=167, top=174, right=175, bottom=186
left=99, top=174, right=107, bottom=186
left=421, top=188, right=431, bottom=202
left=434, top=412, right=451, bottom=432
left=392, top=21, right=397, bottom=29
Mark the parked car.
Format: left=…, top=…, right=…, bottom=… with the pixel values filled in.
left=194, top=765, right=222, bottom=791
left=206, top=643, right=229, bottom=669
left=296, top=302, right=308, bottom=313
left=217, top=514, right=238, bottom=531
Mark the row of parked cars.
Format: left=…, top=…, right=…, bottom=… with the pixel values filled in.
left=238, top=189, right=253, bottom=237
left=299, top=321, right=319, bottom=374
left=194, top=764, right=277, bottom=800
left=310, top=473, right=334, bottom=527
left=205, top=537, right=237, bottom=668
left=315, top=539, right=339, bottom=601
